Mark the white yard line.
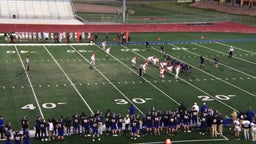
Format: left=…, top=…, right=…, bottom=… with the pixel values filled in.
left=167, top=44, right=256, bottom=98
left=173, top=44, right=256, bottom=78
left=215, top=41, right=256, bottom=55
left=15, top=46, right=45, bottom=120
left=69, top=45, right=145, bottom=115
left=193, top=43, right=256, bottom=65
left=43, top=46, right=94, bottom=114
left=128, top=45, right=239, bottom=112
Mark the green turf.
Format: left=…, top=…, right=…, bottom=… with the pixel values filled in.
left=0, top=32, right=256, bottom=144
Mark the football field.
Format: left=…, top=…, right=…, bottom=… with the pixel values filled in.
left=0, top=32, right=256, bottom=143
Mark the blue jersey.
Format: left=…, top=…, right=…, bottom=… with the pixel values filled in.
left=14, top=133, right=22, bottom=144
left=92, top=122, right=98, bottom=134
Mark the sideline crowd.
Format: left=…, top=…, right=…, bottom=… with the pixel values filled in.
left=0, top=103, right=255, bottom=143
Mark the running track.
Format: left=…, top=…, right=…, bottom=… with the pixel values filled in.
left=0, top=22, right=256, bottom=33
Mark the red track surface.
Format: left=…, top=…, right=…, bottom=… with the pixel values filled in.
left=0, top=22, right=256, bottom=33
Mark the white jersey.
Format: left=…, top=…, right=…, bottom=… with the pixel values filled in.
left=234, top=120, right=241, bottom=132
left=48, top=122, right=54, bottom=131
left=142, top=62, right=148, bottom=71
left=229, top=47, right=234, bottom=52
left=102, top=41, right=106, bottom=49
left=176, top=65, right=181, bottom=72
left=152, top=58, right=159, bottom=65
left=160, top=68, right=165, bottom=74
left=160, top=68, right=165, bottom=78
left=131, top=56, right=137, bottom=64
left=91, top=54, right=96, bottom=61
left=167, top=65, right=174, bottom=73
left=25, top=57, right=29, bottom=64
left=160, top=62, right=167, bottom=68
left=147, top=56, right=154, bottom=62
left=106, top=48, right=111, bottom=54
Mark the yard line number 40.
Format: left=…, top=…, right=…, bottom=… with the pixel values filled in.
left=21, top=102, right=66, bottom=110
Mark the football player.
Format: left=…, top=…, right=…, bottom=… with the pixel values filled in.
left=102, top=41, right=106, bottom=50
left=175, top=64, right=181, bottom=79
left=106, top=47, right=111, bottom=58
left=90, top=53, right=96, bottom=66
left=131, top=56, right=137, bottom=68
left=159, top=67, right=165, bottom=78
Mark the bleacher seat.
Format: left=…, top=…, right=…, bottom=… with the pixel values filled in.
left=0, top=0, right=75, bottom=20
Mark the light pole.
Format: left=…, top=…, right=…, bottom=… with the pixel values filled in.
left=123, top=0, right=126, bottom=23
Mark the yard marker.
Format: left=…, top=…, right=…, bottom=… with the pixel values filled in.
left=47, top=85, right=50, bottom=87
left=94, top=83, right=98, bottom=85
left=21, top=86, right=24, bottom=88
left=87, top=83, right=90, bottom=85
left=15, top=46, right=45, bottom=120
left=44, top=46, right=94, bottom=114
left=56, top=84, right=58, bottom=87
left=247, top=77, right=251, bottom=79
left=39, top=85, right=41, bottom=87
left=3, top=87, right=5, bottom=89
left=240, top=77, right=243, bottom=80
left=6, top=60, right=8, bottom=62
left=225, top=78, right=229, bottom=80
left=125, top=81, right=128, bottom=84
left=80, top=83, right=82, bottom=86
left=64, top=84, right=66, bottom=86
left=232, top=78, right=236, bottom=80
left=102, top=82, right=105, bottom=85
left=132, top=81, right=135, bottom=84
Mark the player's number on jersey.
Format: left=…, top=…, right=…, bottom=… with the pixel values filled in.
left=198, top=95, right=235, bottom=101
left=114, top=98, right=147, bottom=105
